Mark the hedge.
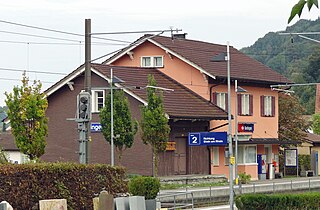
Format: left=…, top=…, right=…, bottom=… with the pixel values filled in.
left=235, top=192, right=320, bottom=210
left=128, top=176, right=160, bottom=200
left=0, top=163, right=127, bottom=210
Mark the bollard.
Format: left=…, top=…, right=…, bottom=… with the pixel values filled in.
left=98, top=190, right=114, bottom=210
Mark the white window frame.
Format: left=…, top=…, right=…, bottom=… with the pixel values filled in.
left=241, top=94, right=250, bottom=115
left=216, top=92, right=226, bottom=110
left=238, top=145, right=257, bottom=165
left=141, top=56, right=164, bottom=67
left=212, top=147, right=219, bottom=166
left=264, top=96, right=272, bottom=116
left=92, top=90, right=105, bottom=113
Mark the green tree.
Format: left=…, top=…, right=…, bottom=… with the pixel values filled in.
left=288, top=0, right=319, bottom=23
left=312, top=113, right=320, bottom=134
left=5, top=73, right=48, bottom=161
left=279, top=93, right=309, bottom=144
left=140, top=75, right=170, bottom=177
left=99, top=89, right=138, bottom=163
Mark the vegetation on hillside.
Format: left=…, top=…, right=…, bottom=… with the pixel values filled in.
left=241, top=18, right=320, bottom=114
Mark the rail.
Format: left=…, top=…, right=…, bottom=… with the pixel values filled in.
left=157, top=191, right=194, bottom=210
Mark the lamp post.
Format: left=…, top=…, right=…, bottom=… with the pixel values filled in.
left=234, top=80, right=247, bottom=185
left=211, top=41, right=234, bottom=210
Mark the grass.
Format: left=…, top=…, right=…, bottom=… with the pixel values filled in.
left=160, top=181, right=228, bottom=190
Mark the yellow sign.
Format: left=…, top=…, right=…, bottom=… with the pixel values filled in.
left=166, top=142, right=176, bottom=151
left=230, top=156, right=235, bottom=165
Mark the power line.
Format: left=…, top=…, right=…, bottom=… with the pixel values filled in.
left=0, top=67, right=67, bottom=75
left=0, top=40, right=127, bottom=46
left=0, top=19, right=132, bottom=44
left=0, top=30, right=81, bottom=42
left=0, top=77, right=54, bottom=84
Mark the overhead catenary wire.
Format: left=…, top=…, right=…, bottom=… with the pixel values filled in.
left=0, top=67, right=67, bottom=75
left=0, top=19, right=132, bottom=44
left=0, top=40, right=127, bottom=46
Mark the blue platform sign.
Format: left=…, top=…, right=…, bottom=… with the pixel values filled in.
left=188, top=132, right=227, bottom=146
left=91, top=123, right=102, bottom=132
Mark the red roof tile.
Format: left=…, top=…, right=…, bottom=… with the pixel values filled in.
left=149, top=36, right=291, bottom=84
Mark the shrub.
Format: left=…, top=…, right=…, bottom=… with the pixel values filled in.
left=0, top=162, right=127, bottom=210
left=128, top=176, right=160, bottom=200
left=236, top=192, right=320, bottom=210
left=239, top=172, right=251, bottom=184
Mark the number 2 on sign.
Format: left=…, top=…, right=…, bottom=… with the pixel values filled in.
left=192, top=136, right=198, bottom=144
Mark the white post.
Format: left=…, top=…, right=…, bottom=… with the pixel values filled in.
left=110, top=68, right=114, bottom=166
left=227, top=41, right=234, bottom=210
left=235, top=80, right=239, bottom=185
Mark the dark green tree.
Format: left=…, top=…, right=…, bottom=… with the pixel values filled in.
left=279, top=93, right=309, bottom=145
left=140, top=75, right=170, bottom=177
left=5, top=73, right=48, bottom=161
left=99, top=89, right=138, bottom=163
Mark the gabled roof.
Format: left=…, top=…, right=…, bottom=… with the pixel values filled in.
left=0, top=132, right=18, bottom=151
left=104, top=35, right=291, bottom=85
left=45, top=64, right=228, bottom=120
left=93, top=64, right=228, bottom=120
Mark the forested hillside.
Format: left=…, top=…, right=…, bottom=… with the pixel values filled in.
left=241, top=18, right=320, bottom=114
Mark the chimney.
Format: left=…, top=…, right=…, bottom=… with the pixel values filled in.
left=316, top=84, right=320, bottom=113
left=172, top=33, right=187, bottom=39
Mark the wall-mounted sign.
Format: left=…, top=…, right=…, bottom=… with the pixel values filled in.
left=188, top=132, right=227, bottom=146
left=238, top=123, right=254, bottom=133
left=166, top=142, right=176, bottom=151
left=285, top=149, right=297, bottom=167
left=91, top=123, right=102, bottom=132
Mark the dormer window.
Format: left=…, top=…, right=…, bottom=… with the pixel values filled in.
left=141, top=56, right=163, bottom=67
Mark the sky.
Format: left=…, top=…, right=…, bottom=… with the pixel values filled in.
left=0, top=0, right=320, bottom=106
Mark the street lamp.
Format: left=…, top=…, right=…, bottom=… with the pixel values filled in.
left=211, top=41, right=234, bottom=210
left=234, top=80, right=247, bottom=185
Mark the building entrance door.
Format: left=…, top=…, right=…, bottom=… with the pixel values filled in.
left=174, top=137, right=187, bottom=175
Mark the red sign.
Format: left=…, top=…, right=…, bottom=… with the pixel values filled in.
left=238, top=123, right=254, bottom=132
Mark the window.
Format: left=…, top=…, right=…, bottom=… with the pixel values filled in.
left=212, top=92, right=227, bottom=111
left=261, top=95, right=275, bottom=117
left=238, top=94, right=253, bottom=116
left=141, top=57, right=151, bottom=67
left=154, top=56, right=163, bottom=67
left=237, top=145, right=257, bottom=164
left=224, top=147, right=229, bottom=165
left=92, top=90, right=105, bottom=112
left=141, top=56, right=163, bottom=67
left=212, top=147, right=219, bottom=166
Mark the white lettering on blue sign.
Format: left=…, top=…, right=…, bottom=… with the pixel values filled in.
left=91, top=123, right=102, bottom=132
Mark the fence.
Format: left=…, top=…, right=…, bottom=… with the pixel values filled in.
left=158, top=178, right=320, bottom=207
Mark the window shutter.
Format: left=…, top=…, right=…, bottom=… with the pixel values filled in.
left=260, top=95, right=265, bottom=117
left=249, top=94, right=253, bottom=116
left=211, top=92, right=217, bottom=104
left=238, top=94, right=242, bottom=115
left=271, top=96, right=275, bottom=117
left=225, top=93, right=228, bottom=111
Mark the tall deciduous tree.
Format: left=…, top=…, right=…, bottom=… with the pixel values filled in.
left=279, top=93, right=309, bottom=144
left=288, top=0, right=319, bottom=23
left=5, top=73, right=48, bottom=160
left=140, top=75, right=170, bottom=177
left=100, top=89, right=138, bottom=163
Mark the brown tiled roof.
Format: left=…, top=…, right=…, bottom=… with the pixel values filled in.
left=149, top=36, right=291, bottom=84
left=306, top=133, right=320, bottom=143
left=0, top=132, right=18, bottom=151
left=92, top=64, right=228, bottom=120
